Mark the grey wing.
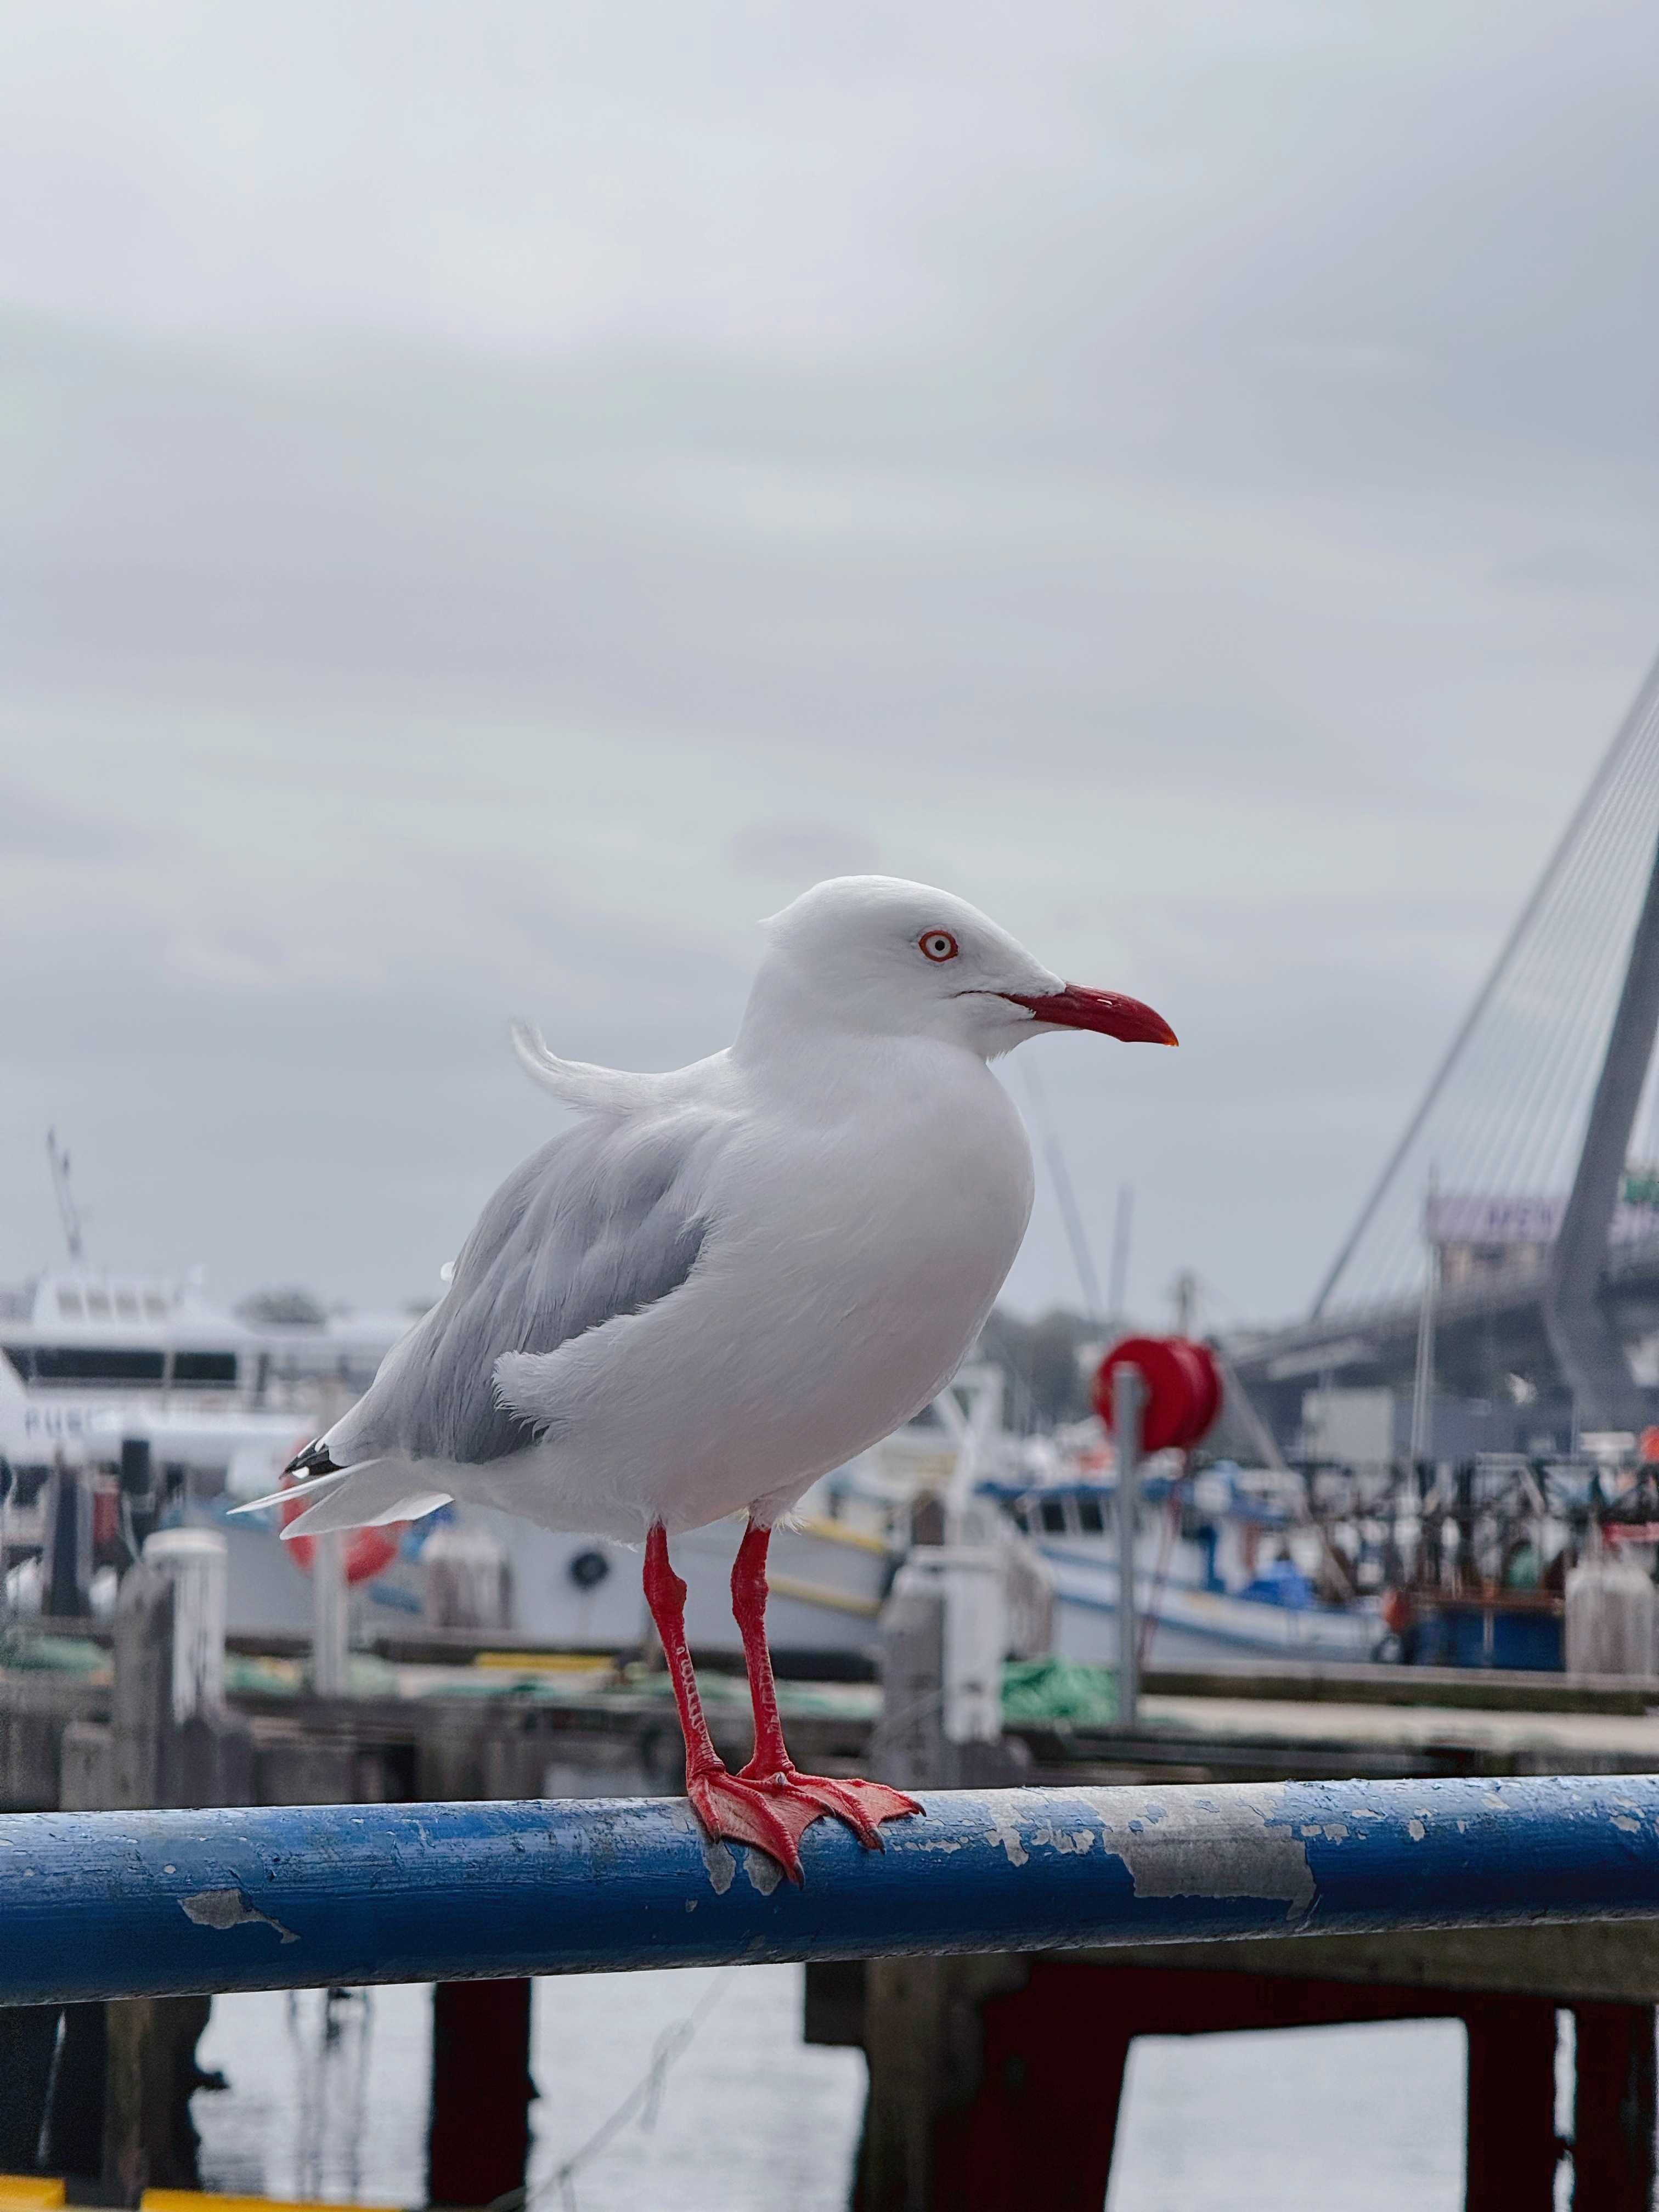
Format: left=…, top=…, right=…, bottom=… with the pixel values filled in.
left=352, top=1109, right=713, bottom=1466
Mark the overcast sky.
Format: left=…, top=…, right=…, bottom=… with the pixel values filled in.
left=4, top=1, right=1659, bottom=1328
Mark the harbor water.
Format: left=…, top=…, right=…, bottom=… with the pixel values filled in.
left=191, top=1969, right=1472, bottom=2211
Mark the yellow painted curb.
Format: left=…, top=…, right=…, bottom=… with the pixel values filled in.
left=142, top=2194, right=403, bottom=2212
left=0, top=2180, right=66, bottom=2209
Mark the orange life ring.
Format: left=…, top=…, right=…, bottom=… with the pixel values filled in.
left=279, top=1470, right=405, bottom=1584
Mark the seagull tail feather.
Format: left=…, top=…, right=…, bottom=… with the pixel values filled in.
left=508, top=1020, right=658, bottom=1115
left=277, top=1458, right=454, bottom=1539
left=228, top=1465, right=352, bottom=1517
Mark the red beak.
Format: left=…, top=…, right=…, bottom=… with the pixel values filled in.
left=1003, top=984, right=1178, bottom=1047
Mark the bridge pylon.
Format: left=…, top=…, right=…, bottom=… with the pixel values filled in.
left=1234, top=648, right=1659, bottom=1447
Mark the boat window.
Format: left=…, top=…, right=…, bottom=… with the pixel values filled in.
left=142, top=1293, right=169, bottom=1319
left=4, top=1345, right=166, bottom=1385
left=84, top=1290, right=111, bottom=1318
left=172, top=1351, right=238, bottom=1386
left=1039, top=1498, right=1069, bottom=1534
left=56, top=1290, right=84, bottom=1319
left=1076, top=1496, right=1105, bottom=1534
left=114, top=1291, right=139, bottom=1319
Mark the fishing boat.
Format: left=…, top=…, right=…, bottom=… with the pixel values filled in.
left=983, top=1448, right=1385, bottom=1667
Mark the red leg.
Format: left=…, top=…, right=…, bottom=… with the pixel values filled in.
left=731, top=1521, right=921, bottom=1852
left=642, top=1523, right=825, bottom=1883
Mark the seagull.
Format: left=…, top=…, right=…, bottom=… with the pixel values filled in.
left=255, top=876, right=1176, bottom=1879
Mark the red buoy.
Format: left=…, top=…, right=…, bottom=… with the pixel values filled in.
left=1093, top=1335, right=1222, bottom=1453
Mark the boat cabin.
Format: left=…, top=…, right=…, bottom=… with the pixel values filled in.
left=0, top=1274, right=248, bottom=1396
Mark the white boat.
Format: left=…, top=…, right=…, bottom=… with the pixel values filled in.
left=989, top=1459, right=1383, bottom=1667
left=0, top=1244, right=1374, bottom=1669
left=0, top=1264, right=900, bottom=1659
left=413, top=1502, right=898, bottom=1667
left=0, top=1267, right=411, bottom=1621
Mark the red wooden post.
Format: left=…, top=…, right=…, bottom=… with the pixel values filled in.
left=933, top=1972, right=1129, bottom=2211
left=427, top=1979, right=536, bottom=2208
left=1572, top=2002, right=1657, bottom=2212
left=858, top=1961, right=1576, bottom=2211
left=1463, top=1997, right=1561, bottom=2212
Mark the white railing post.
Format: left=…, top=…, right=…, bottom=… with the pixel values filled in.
left=312, top=1532, right=349, bottom=1698
left=1114, top=1364, right=1144, bottom=1729
left=142, top=1527, right=227, bottom=1722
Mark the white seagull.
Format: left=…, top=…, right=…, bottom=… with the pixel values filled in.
left=261, top=875, right=1176, bottom=1878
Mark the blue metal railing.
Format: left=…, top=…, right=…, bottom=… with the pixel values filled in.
left=5, top=1775, right=1659, bottom=2005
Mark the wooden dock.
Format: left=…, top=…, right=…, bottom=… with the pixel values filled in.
left=8, top=1596, right=1659, bottom=2210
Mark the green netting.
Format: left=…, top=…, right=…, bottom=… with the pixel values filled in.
left=1001, top=1655, right=1118, bottom=1726
left=0, top=1631, right=109, bottom=1675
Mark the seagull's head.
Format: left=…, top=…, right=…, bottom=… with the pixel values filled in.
left=747, top=876, right=1177, bottom=1060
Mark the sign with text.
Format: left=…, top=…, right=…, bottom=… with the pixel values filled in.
left=1427, top=1189, right=1659, bottom=1249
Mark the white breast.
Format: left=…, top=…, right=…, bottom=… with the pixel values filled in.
left=505, top=1036, right=1034, bottom=1534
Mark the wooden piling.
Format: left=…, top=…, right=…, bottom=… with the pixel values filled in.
left=0, top=2004, right=59, bottom=2172
left=1463, top=1996, right=1560, bottom=2210
left=840, top=1956, right=1648, bottom=2211
left=426, top=1979, right=536, bottom=2208
left=1571, top=2002, right=1658, bottom=2212
left=95, top=1534, right=251, bottom=2203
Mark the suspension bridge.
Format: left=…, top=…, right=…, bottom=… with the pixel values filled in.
left=1232, top=650, right=1659, bottom=1453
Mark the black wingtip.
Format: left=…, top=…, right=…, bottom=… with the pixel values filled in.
left=283, top=1440, right=341, bottom=1479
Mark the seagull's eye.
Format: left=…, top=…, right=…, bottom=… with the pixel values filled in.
left=919, top=929, right=960, bottom=963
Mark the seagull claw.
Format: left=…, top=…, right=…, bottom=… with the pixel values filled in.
left=689, top=1763, right=922, bottom=1880
left=741, top=1770, right=923, bottom=1853
left=687, top=1768, right=820, bottom=1884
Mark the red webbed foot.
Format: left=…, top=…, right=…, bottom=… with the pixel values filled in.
left=688, top=1764, right=922, bottom=1882
left=687, top=1766, right=825, bottom=1883
left=692, top=1520, right=923, bottom=1881
left=736, top=1762, right=922, bottom=1855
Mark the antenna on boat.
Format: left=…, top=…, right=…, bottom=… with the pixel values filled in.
left=1107, top=1183, right=1133, bottom=1330
left=1020, top=1061, right=1103, bottom=1324
left=46, top=1130, right=86, bottom=1263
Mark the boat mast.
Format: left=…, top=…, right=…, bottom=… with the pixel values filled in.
left=46, top=1130, right=86, bottom=1263
left=1409, top=1170, right=1438, bottom=1464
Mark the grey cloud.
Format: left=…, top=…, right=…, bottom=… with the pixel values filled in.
left=724, top=819, right=882, bottom=883
left=4, top=3, right=1658, bottom=1324
left=0, top=776, right=154, bottom=860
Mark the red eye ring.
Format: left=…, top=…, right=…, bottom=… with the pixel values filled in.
left=919, top=929, right=959, bottom=963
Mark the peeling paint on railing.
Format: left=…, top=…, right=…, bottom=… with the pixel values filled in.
left=3, top=1774, right=1659, bottom=2005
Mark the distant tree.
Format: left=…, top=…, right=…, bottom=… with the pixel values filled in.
left=976, top=1306, right=1100, bottom=1429
left=235, top=1286, right=328, bottom=1328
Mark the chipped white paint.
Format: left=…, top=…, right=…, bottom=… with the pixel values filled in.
left=1408, top=1819, right=1426, bottom=1841
left=986, top=1820, right=1030, bottom=1869
left=743, top=1849, right=783, bottom=1898
left=1029, top=1825, right=1097, bottom=1857
left=1080, top=1785, right=1317, bottom=1916
left=670, top=1802, right=736, bottom=1895
left=1613, top=1815, right=1641, bottom=1833
left=179, top=1889, right=299, bottom=1944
